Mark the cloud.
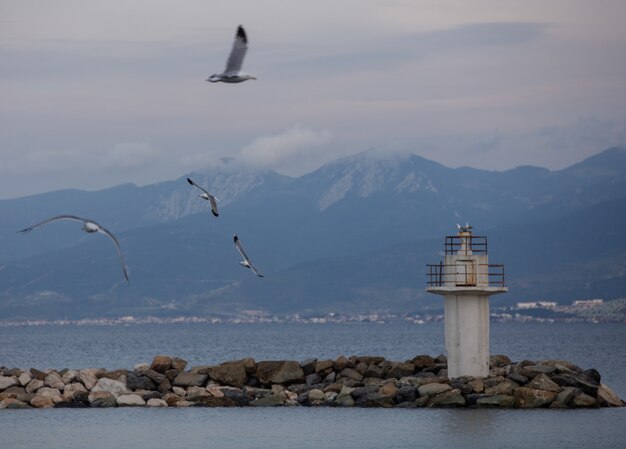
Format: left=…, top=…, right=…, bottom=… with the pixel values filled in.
left=238, top=125, right=332, bottom=170
left=106, top=142, right=159, bottom=169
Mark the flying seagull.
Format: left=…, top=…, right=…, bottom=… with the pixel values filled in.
left=233, top=234, right=263, bottom=277
left=187, top=177, right=219, bottom=217
left=207, top=25, right=256, bottom=83
left=18, top=215, right=129, bottom=283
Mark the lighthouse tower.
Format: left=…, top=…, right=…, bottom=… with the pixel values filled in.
left=426, top=224, right=507, bottom=378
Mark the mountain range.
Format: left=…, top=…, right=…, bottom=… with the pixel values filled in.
left=1, top=146, right=625, bottom=320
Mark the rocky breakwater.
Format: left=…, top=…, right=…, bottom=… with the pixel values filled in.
left=1, top=354, right=624, bottom=409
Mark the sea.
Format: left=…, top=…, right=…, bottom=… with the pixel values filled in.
left=1, top=322, right=625, bottom=449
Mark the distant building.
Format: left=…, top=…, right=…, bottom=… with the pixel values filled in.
left=517, top=302, right=539, bottom=309
left=516, top=301, right=557, bottom=309
left=573, top=299, right=604, bottom=308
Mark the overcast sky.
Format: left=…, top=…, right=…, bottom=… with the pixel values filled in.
left=2, top=0, right=626, bottom=199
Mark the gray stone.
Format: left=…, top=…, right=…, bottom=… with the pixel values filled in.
left=147, top=398, right=168, bottom=407
left=0, top=376, right=18, bottom=390
left=339, top=368, right=363, bottom=382
left=308, top=389, right=325, bottom=402
left=29, top=368, right=48, bottom=381
left=572, top=392, right=598, bottom=407
left=18, top=372, right=32, bottom=387
left=205, top=361, right=247, bottom=388
left=158, top=378, right=172, bottom=393
left=88, top=391, right=118, bottom=407
left=171, top=357, right=188, bottom=372
left=476, top=395, right=516, bottom=408
left=250, top=393, right=286, bottom=407
left=527, top=373, right=560, bottom=392
left=222, top=388, right=250, bottom=406
left=514, top=387, right=557, bottom=408
left=126, top=373, right=157, bottom=391
left=142, top=369, right=166, bottom=384
left=77, top=369, right=102, bottom=390
left=61, top=370, right=77, bottom=384
left=63, top=382, right=88, bottom=400
left=44, top=372, right=65, bottom=390
left=396, top=386, right=418, bottom=403
left=418, top=382, right=452, bottom=397
left=356, top=392, right=394, bottom=408
left=186, top=386, right=210, bottom=401
left=551, top=372, right=599, bottom=396
left=91, top=378, right=129, bottom=397
left=429, top=389, right=466, bottom=407
left=484, top=380, right=518, bottom=396
left=525, top=365, right=556, bottom=376
left=507, top=372, right=528, bottom=384
left=364, top=364, right=384, bottom=379
left=117, top=394, right=146, bottom=406
left=257, top=361, right=304, bottom=385
left=315, top=360, right=334, bottom=375
left=25, top=379, right=44, bottom=394
left=597, top=384, right=624, bottom=407
left=489, top=354, right=512, bottom=368
left=300, top=358, right=317, bottom=376
left=172, top=386, right=186, bottom=396
left=172, top=372, right=208, bottom=387
left=305, top=373, right=321, bottom=386
left=550, top=387, right=579, bottom=408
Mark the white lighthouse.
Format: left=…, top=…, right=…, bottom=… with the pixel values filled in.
left=426, top=224, right=507, bottom=378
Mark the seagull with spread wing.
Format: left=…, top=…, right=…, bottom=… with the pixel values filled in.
left=233, top=234, right=263, bottom=277
left=207, top=25, right=256, bottom=83
left=18, top=215, right=129, bottom=283
left=187, top=177, right=219, bottom=217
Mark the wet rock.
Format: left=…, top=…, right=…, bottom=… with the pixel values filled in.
left=514, top=387, right=557, bottom=408
left=418, top=383, right=452, bottom=397
left=0, top=376, right=18, bottom=390
left=222, top=388, right=250, bottom=406
left=429, top=390, right=466, bottom=407
left=88, top=391, right=117, bottom=407
left=142, top=391, right=162, bottom=401
left=250, top=393, right=286, bottom=407
left=597, top=384, right=624, bottom=407
left=197, top=396, right=237, bottom=407
left=395, top=386, right=417, bottom=403
left=205, top=361, right=247, bottom=388
left=172, top=372, right=207, bottom=387
left=0, top=398, right=30, bottom=409
left=117, top=394, right=146, bottom=406
left=147, top=398, right=168, bottom=407
left=158, top=378, right=172, bottom=393
left=476, top=395, right=516, bottom=408
left=527, top=373, right=560, bottom=392
left=356, top=392, right=394, bottom=408
left=150, top=355, right=173, bottom=374
left=484, top=380, right=518, bottom=396
left=572, top=392, right=597, bottom=408
left=583, top=369, right=601, bottom=385
left=551, top=372, right=599, bottom=396
left=550, top=387, right=579, bottom=408
left=55, top=391, right=90, bottom=408
left=30, top=395, right=55, bottom=408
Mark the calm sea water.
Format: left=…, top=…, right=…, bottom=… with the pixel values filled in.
left=1, top=322, right=625, bottom=449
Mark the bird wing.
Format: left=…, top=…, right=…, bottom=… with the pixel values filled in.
left=224, top=25, right=248, bottom=74
left=233, top=235, right=263, bottom=277
left=187, top=177, right=210, bottom=196
left=18, top=215, right=85, bottom=233
left=96, top=227, right=130, bottom=283
left=187, top=177, right=219, bottom=217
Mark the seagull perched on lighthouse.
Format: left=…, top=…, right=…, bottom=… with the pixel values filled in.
left=187, top=177, right=219, bottom=217
left=207, top=25, right=256, bottom=83
left=233, top=234, right=263, bottom=277
left=18, top=215, right=129, bottom=283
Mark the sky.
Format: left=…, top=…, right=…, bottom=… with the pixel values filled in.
left=1, top=0, right=626, bottom=199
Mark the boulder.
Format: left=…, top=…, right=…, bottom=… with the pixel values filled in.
left=0, top=398, right=30, bottom=409
left=476, top=395, right=516, bottom=408
left=0, top=376, right=18, bottom=390
left=205, top=361, right=247, bottom=388
left=525, top=365, right=556, bottom=376
left=489, top=354, right=512, bottom=367
left=250, top=393, right=286, bottom=407
left=551, top=372, right=599, bottom=396
left=411, top=355, right=436, bottom=370
left=158, top=379, right=172, bottom=393
left=315, top=360, right=334, bottom=375
left=387, top=363, right=415, bottom=379
left=141, top=369, right=166, bottom=384
left=308, top=389, right=325, bottom=402
left=305, top=373, right=321, bottom=386
left=572, top=392, right=598, bottom=408
left=30, top=395, right=55, bottom=408
left=198, top=396, right=238, bottom=407
left=37, top=387, right=62, bottom=403
left=18, top=372, right=32, bottom=387
left=429, top=390, right=466, bottom=407
left=63, top=382, right=88, bottom=401
left=396, top=386, right=418, bottom=403
left=527, top=373, right=560, bottom=392
left=44, top=372, right=65, bottom=390
left=88, top=391, right=117, bottom=407
left=150, top=355, right=173, bottom=374
left=339, top=368, right=363, bottom=382
left=163, top=392, right=185, bottom=406
left=186, top=386, right=210, bottom=401
left=334, top=356, right=351, bottom=372
left=256, top=361, right=304, bottom=385
left=91, top=378, right=129, bottom=397
left=597, top=384, right=624, bottom=407
left=29, top=368, right=48, bottom=381
left=299, top=359, right=317, bottom=376
left=418, top=383, right=452, bottom=397
left=364, top=364, right=384, bottom=379
left=117, top=394, right=146, bottom=406
left=61, top=370, right=77, bottom=384
left=77, top=369, right=102, bottom=390
left=484, top=380, right=518, bottom=396
left=356, top=392, right=394, bottom=408
left=222, top=388, right=250, bottom=406
left=514, top=387, right=557, bottom=408
left=147, top=398, right=168, bottom=407
left=507, top=372, right=528, bottom=384
left=467, top=378, right=484, bottom=394
left=171, top=358, right=188, bottom=372
left=550, top=387, right=579, bottom=408
left=25, top=379, right=44, bottom=394
left=379, top=383, right=398, bottom=398
left=126, top=373, right=157, bottom=391
left=172, top=372, right=208, bottom=387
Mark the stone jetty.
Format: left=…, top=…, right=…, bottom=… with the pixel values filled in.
left=1, top=354, right=623, bottom=409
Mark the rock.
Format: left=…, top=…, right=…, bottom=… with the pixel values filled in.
left=551, top=372, right=599, bottom=396
left=597, top=384, right=624, bottom=407
left=324, top=372, right=336, bottom=384
left=142, top=369, right=166, bottom=384
left=572, top=392, right=598, bottom=408
left=61, top=370, right=77, bottom=384
left=334, top=356, right=351, bottom=372
left=25, top=379, right=44, bottom=394
left=308, top=389, right=325, bottom=402
left=300, top=358, right=317, bottom=376
left=99, top=369, right=128, bottom=381
left=256, top=361, right=304, bottom=385
left=88, top=391, right=117, bottom=407
left=44, top=372, right=65, bottom=390
left=527, top=373, right=560, bottom=392
left=356, top=392, right=394, bottom=408
left=396, top=386, right=418, bottom=403
left=172, top=372, right=208, bottom=387
left=0, top=376, right=18, bottom=390
left=18, top=372, right=32, bottom=387
left=490, top=354, right=512, bottom=367
left=476, top=395, right=516, bottom=408
left=207, top=386, right=225, bottom=397
left=583, top=369, right=601, bottom=384
left=354, top=362, right=369, bottom=375
left=134, top=363, right=150, bottom=373
left=387, top=363, right=415, bottom=379
left=315, top=360, right=334, bottom=375
left=37, top=387, right=63, bottom=403
left=507, top=372, right=528, bottom=384
left=150, top=355, right=173, bottom=373
left=0, top=398, right=30, bottom=409
left=339, top=368, right=363, bottom=382
left=467, top=378, right=484, bottom=394
left=173, top=400, right=193, bottom=407
left=55, top=391, right=90, bottom=408
left=484, top=380, right=518, bottom=396
left=158, top=378, right=172, bottom=393
left=77, top=369, right=102, bottom=390
left=205, top=361, right=247, bottom=388
left=91, top=378, right=129, bottom=397
left=525, top=365, right=556, bottom=376
left=164, top=369, right=180, bottom=381
left=199, top=396, right=238, bottom=407
left=163, top=393, right=185, bottom=406
left=305, top=373, right=321, bottom=386
left=514, top=387, right=557, bottom=408
left=30, top=395, right=55, bottom=408
left=171, top=357, right=188, bottom=372
left=126, top=373, right=157, bottom=391
left=250, top=393, right=286, bottom=407
left=429, top=390, right=466, bottom=407
left=411, top=355, right=436, bottom=370
left=379, top=383, right=398, bottom=398
left=147, top=398, right=168, bottom=407
left=364, top=364, right=384, bottom=379
left=142, top=391, right=162, bottom=401
left=335, top=393, right=355, bottom=407
left=222, top=388, right=250, bottom=406
left=117, top=394, right=146, bottom=406
left=172, top=386, right=186, bottom=396
left=186, top=386, right=211, bottom=401
left=30, top=368, right=48, bottom=381
left=63, top=382, right=88, bottom=400
left=418, top=383, right=452, bottom=397
left=550, top=387, right=579, bottom=408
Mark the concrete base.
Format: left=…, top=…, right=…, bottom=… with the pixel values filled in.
left=444, top=295, right=490, bottom=378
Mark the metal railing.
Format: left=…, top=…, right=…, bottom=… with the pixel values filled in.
left=426, top=263, right=505, bottom=287
left=444, top=235, right=488, bottom=255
